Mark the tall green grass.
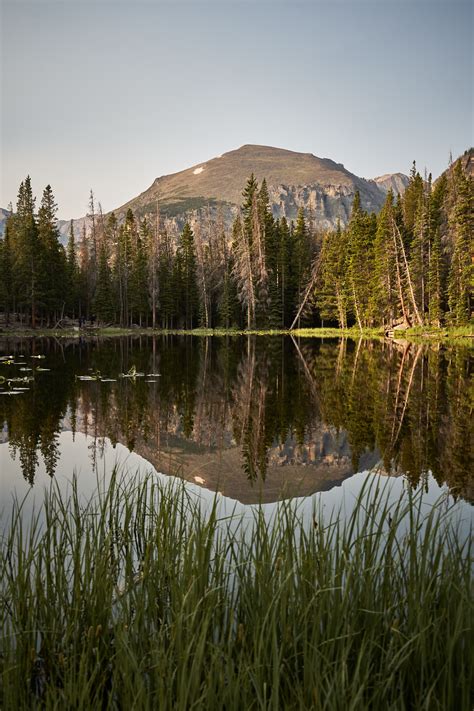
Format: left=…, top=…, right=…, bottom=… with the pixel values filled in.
left=1, top=474, right=472, bottom=710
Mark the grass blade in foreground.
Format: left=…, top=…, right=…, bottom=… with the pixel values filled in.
left=0, top=473, right=472, bottom=710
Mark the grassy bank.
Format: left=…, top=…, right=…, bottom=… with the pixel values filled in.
left=0, top=324, right=472, bottom=342
left=1, top=475, right=472, bottom=709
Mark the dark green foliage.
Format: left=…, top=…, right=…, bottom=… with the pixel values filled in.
left=317, top=220, right=349, bottom=327
left=403, top=160, right=425, bottom=237
left=1, top=157, right=471, bottom=330
left=447, top=162, right=473, bottom=325
left=37, top=184, right=67, bottom=323
left=136, top=196, right=220, bottom=220
left=175, top=223, right=198, bottom=329
left=289, top=207, right=312, bottom=326
left=65, top=220, right=79, bottom=317
left=10, top=177, right=41, bottom=325
left=129, top=220, right=149, bottom=325
left=347, top=192, right=377, bottom=328
left=0, top=223, right=13, bottom=324
left=93, top=241, right=115, bottom=323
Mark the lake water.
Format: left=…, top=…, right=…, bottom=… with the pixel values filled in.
left=0, top=335, right=472, bottom=530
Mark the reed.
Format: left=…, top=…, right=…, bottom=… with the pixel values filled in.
left=0, top=473, right=471, bottom=710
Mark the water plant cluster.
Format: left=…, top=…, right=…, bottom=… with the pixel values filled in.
left=0, top=353, right=49, bottom=396
left=1, top=474, right=471, bottom=709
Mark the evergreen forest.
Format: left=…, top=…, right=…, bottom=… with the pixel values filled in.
left=0, top=156, right=472, bottom=331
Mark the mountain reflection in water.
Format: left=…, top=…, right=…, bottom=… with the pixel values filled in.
left=0, top=335, right=472, bottom=505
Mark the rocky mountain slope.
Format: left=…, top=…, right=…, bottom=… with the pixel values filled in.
left=0, top=207, right=12, bottom=239
left=373, top=173, right=410, bottom=194
left=110, top=144, right=406, bottom=234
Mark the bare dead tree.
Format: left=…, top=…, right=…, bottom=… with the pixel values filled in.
left=290, top=250, right=323, bottom=330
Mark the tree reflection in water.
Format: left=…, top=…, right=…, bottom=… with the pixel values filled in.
left=0, top=335, right=472, bottom=502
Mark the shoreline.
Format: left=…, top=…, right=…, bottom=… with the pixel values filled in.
left=0, top=325, right=472, bottom=342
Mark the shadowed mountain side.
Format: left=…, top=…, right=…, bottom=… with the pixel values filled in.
left=105, top=428, right=381, bottom=505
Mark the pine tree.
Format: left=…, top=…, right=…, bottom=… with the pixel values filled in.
left=115, top=209, right=135, bottom=326
left=447, top=163, right=473, bottom=324
left=37, top=184, right=66, bottom=324
left=277, top=217, right=292, bottom=327
left=218, top=221, right=238, bottom=329
left=370, top=191, right=397, bottom=326
left=0, top=222, right=13, bottom=324
left=409, top=174, right=434, bottom=322
left=94, top=241, right=115, bottom=323
left=193, top=221, right=211, bottom=328
left=238, top=175, right=269, bottom=326
left=347, top=192, right=376, bottom=329
left=232, top=214, right=255, bottom=329
left=148, top=206, right=161, bottom=329
left=129, top=220, right=149, bottom=326
left=233, top=174, right=265, bottom=328
left=257, top=179, right=276, bottom=325
left=390, top=192, right=423, bottom=327
left=290, top=207, right=312, bottom=327
left=317, top=220, right=349, bottom=327
left=403, top=161, right=424, bottom=238
left=175, top=223, right=198, bottom=329
left=77, top=223, right=90, bottom=319
left=158, top=226, right=175, bottom=329
left=88, top=189, right=98, bottom=285
left=66, top=220, right=78, bottom=317
left=428, top=227, right=443, bottom=326
left=428, top=174, right=448, bottom=325
left=11, top=176, right=41, bottom=326
left=267, top=218, right=283, bottom=327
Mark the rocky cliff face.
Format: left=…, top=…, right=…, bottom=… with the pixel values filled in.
left=373, top=173, right=410, bottom=195
left=265, top=180, right=385, bottom=229
left=0, top=207, right=12, bottom=239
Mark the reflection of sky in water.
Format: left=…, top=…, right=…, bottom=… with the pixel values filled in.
left=2, top=432, right=472, bottom=546
left=1, top=337, right=472, bottom=505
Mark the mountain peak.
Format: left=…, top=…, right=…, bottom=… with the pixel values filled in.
left=0, top=145, right=411, bottom=242
left=112, top=143, right=394, bottom=234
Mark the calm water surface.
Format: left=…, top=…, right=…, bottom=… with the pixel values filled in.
left=0, top=335, right=472, bottom=520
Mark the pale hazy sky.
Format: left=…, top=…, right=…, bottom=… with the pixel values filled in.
left=1, top=0, right=472, bottom=219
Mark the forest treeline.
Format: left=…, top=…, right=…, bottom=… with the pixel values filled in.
left=0, top=154, right=472, bottom=330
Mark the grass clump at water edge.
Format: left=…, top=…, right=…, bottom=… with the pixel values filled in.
left=0, top=473, right=472, bottom=710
